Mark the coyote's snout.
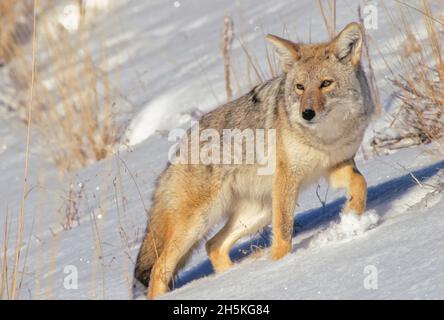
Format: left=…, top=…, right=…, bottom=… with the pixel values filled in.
left=134, top=22, right=375, bottom=299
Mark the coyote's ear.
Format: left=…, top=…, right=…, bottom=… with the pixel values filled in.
left=331, top=22, right=363, bottom=66
left=266, top=34, right=300, bottom=72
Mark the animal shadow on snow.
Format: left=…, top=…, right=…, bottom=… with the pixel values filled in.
left=173, top=160, right=444, bottom=289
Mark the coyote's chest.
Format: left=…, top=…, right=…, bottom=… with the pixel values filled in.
left=281, top=127, right=363, bottom=177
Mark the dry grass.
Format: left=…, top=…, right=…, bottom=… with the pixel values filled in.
left=371, top=0, right=444, bottom=154
left=0, top=1, right=33, bottom=65
left=0, top=207, right=11, bottom=299
left=6, top=0, right=38, bottom=301
left=31, top=39, right=118, bottom=174
left=222, top=16, right=234, bottom=101
left=226, top=22, right=279, bottom=97
left=317, top=0, right=337, bottom=40
left=3, top=1, right=119, bottom=175
left=0, top=0, right=120, bottom=300
left=60, top=181, right=85, bottom=230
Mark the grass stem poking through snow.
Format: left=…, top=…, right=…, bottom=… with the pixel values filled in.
left=222, top=16, right=234, bottom=102
left=10, top=0, right=38, bottom=301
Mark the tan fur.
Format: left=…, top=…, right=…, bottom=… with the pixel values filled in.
left=134, top=22, right=375, bottom=299
left=328, top=160, right=367, bottom=213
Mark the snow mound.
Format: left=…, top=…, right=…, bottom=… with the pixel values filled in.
left=124, top=88, right=204, bottom=146
left=308, top=210, right=380, bottom=247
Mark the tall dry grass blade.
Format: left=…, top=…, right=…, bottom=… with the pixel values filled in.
left=222, top=16, right=234, bottom=101
left=237, top=37, right=264, bottom=84
left=10, top=0, right=38, bottom=300
left=393, top=0, right=444, bottom=26
left=1, top=206, right=11, bottom=299
left=422, top=0, right=444, bottom=83
left=317, top=0, right=336, bottom=39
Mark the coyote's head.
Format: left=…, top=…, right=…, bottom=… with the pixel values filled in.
left=267, top=23, right=372, bottom=134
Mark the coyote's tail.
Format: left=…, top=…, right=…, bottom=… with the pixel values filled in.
left=134, top=217, right=164, bottom=288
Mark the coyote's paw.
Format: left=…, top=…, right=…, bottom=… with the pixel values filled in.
left=271, top=241, right=292, bottom=260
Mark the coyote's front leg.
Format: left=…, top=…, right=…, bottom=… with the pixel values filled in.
left=271, top=161, right=300, bottom=260
left=328, top=159, right=367, bottom=214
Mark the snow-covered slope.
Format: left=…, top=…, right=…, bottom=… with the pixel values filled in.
left=0, top=0, right=443, bottom=300
left=164, top=149, right=444, bottom=299
left=12, top=136, right=444, bottom=300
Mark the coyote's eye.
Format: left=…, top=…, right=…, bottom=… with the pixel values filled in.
left=295, top=84, right=304, bottom=91
left=320, top=79, right=333, bottom=88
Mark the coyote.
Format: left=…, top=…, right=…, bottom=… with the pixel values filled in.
left=134, top=22, right=375, bottom=299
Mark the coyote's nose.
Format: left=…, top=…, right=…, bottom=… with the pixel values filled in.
left=302, top=109, right=316, bottom=121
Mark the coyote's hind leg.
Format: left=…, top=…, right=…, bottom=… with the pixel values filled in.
left=206, top=201, right=270, bottom=273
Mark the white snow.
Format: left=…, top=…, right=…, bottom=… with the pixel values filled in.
left=0, top=0, right=443, bottom=300
left=40, top=0, right=120, bottom=36
left=307, top=210, right=380, bottom=248
left=124, top=86, right=205, bottom=146
left=58, top=5, right=82, bottom=33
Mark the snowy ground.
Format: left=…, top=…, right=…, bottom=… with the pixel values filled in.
left=0, top=0, right=443, bottom=300
left=165, top=148, right=444, bottom=299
